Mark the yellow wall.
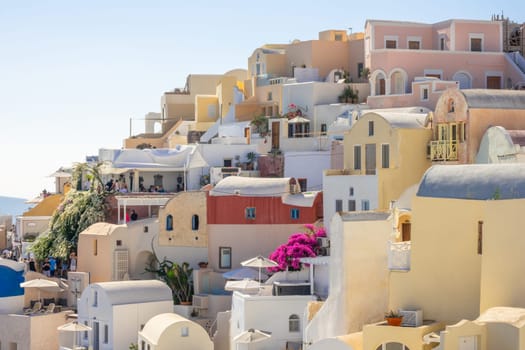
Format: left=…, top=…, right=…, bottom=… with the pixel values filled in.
left=77, top=223, right=118, bottom=283
left=363, top=321, right=444, bottom=350
left=390, top=196, right=485, bottom=324
left=195, top=95, right=219, bottom=123
left=344, top=113, right=431, bottom=210
left=158, top=192, right=207, bottom=248
left=479, top=199, right=525, bottom=312
left=378, top=128, right=432, bottom=210
left=23, top=194, right=63, bottom=217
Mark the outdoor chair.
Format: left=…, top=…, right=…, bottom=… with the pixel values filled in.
left=42, top=303, right=55, bottom=313
left=24, top=301, right=42, bottom=314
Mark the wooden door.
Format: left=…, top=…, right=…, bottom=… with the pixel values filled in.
left=486, top=76, right=501, bottom=89
left=379, top=79, right=386, bottom=95
left=365, top=144, right=376, bottom=175
left=271, top=121, right=280, bottom=150
left=402, top=223, right=411, bottom=241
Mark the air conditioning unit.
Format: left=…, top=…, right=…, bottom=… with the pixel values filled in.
left=399, top=309, right=423, bottom=327
left=192, top=295, right=208, bottom=309
left=316, top=247, right=330, bottom=256
left=317, top=237, right=330, bottom=248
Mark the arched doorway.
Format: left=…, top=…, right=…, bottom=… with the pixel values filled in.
left=453, top=72, right=472, bottom=89
left=376, top=342, right=410, bottom=350
left=390, top=70, right=407, bottom=95
left=372, top=71, right=387, bottom=95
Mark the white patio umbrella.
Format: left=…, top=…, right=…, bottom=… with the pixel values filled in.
left=241, top=255, right=278, bottom=283
left=222, top=267, right=267, bottom=281
left=58, top=321, right=92, bottom=349
left=20, top=278, right=62, bottom=302
left=225, top=279, right=261, bottom=293
left=233, top=328, right=271, bottom=344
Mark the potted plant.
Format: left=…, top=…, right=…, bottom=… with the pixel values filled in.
left=246, top=152, right=257, bottom=170
left=385, top=310, right=403, bottom=326
left=171, top=262, right=194, bottom=305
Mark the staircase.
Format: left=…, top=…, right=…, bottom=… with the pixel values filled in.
left=506, top=52, right=525, bottom=88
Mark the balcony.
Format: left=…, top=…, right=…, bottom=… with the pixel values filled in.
left=429, top=140, right=458, bottom=161
left=388, top=241, right=411, bottom=271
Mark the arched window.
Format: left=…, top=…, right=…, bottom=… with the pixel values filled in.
left=289, top=314, right=300, bottom=332
left=166, top=215, right=173, bottom=231
left=192, top=215, right=199, bottom=231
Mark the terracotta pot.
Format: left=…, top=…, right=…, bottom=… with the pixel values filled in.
left=180, top=301, right=192, bottom=306
left=385, top=317, right=403, bottom=326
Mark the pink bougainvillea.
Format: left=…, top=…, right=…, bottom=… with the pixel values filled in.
left=268, top=224, right=327, bottom=272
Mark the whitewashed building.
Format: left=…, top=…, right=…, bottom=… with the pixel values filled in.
left=76, top=280, right=173, bottom=350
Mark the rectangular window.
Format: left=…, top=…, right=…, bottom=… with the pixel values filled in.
left=93, top=239, right=98, bottom=256
left=291, top=208, right=300, bottom=220
left=368, top=121, right=374, bottom=136
left=223, top=159, right=232, bottom=167
left=93, top=291, right=98, bottom=307
left=141, top=341, right=146, bottom=350
left=245, top=207, right=256, bottom=220
left=181, top=326, right=189, bottom=337
left=361, top=200, right=370, bottom=211
left=298, top=178, right=307, bottom=192
left=385, top=40, right=397, bottom=49
left=267, top=92, right=273, bottom=101
left=104, top=325, right=109, bottom=344
left=116, top=240, right=122, bottom=247
left=408, top=40, right=420, bottom=49
left=348, top=200, right=356, bottom=212
left=219, top=247, right=232, bottom=269
left=321, top=123, right=327, bottom=135
left=421, top=87, right=429, bottom=101
left=478, top=221, right=483, bottom=255
left=357, top=63, right=364, bottom=78
left=354, top=145, right=361, bottom=170
left=335, top=200, right=343, bottom=212
left=334, top=33, right=343, bottom=41
left=349, top=187, right=354, bottom=196
left=382, top=144, right=390, bottom=168
left=440, top=37, right=445, bottom=50
left=470, top=38, right=482, bottom=52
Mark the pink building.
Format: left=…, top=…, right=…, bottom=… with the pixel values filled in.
left=365, top=19, right=525, bottom=97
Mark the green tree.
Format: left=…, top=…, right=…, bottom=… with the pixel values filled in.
left=30, top=163, right=110, bottom=261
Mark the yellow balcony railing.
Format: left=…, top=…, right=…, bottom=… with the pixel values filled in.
left=429, top=140, right=458, bottom=161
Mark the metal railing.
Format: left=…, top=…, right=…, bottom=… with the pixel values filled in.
left=429, top=140, right=458, bottom=161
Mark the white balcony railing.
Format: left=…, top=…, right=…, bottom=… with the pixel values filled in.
left=388, top=241, right=411, bottom=271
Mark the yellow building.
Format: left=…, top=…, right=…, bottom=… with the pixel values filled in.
left=341, top=110, right=432, bottom=210
left=158, top=191, right=207, bottom=248
left=124, top=69, right=247, bottom=149
left=429, top=88, right=525, bottom=164
left=360, top=163, right=525, bottom=350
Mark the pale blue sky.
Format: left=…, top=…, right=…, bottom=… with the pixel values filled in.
left=0, top=1, right=523, bottom=199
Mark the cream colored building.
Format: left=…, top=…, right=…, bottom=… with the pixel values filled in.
left=158, top=191, right=207, bottom=248
left=78, top=192, right=209, bottom=283
left=125, top=69, right=247, bottom=149
left=429, top=88, right=525, bottom=164
left=305, top=211, right=392, bottom=347
left=358, top=163, right=525, bottom=350
left=138, top=313, right=213, bottom=350
left=324, top=110, right=432, bottom=216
